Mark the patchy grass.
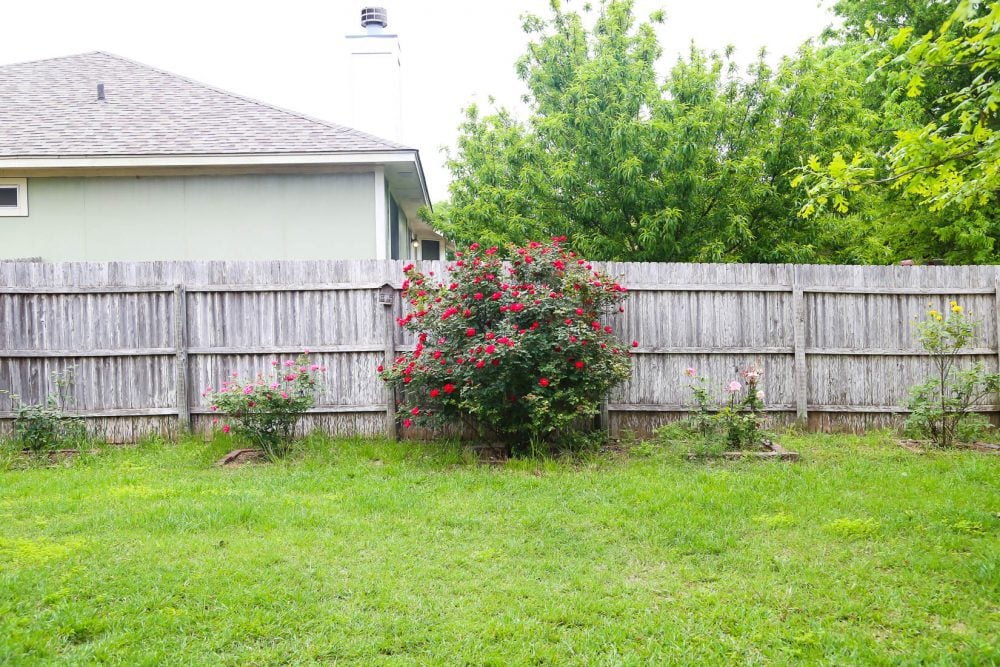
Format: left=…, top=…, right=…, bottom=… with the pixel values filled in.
left=0, top=432, right=997, bottom=664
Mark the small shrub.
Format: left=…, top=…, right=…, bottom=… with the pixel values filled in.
left=1, top=367, right=87, bottom=453
left=680, top=364, right=768, bottom=451
left=684, top=367, right=715, bottom=440
left=906, top=303, right=1000, bottom=447
left=379, top=239, right=634, bottom=455
left=204, top=353, right=324, bottom=460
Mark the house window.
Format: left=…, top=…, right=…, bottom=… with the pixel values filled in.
left=420, top=240, right=441, bottom=261
left=0, top=178, right=28, bottom=217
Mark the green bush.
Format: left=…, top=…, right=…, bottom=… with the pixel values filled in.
left=379, top=239, right=634, bottom=454
left=1, top=368, right=88, bottom=453
left=906, top=302, right=1000, bottom=447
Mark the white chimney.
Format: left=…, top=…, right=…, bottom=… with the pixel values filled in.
left=346, top=6, right=403, bottom=143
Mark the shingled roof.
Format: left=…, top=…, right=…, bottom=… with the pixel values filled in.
left=0, top=51, right=411, bottom=157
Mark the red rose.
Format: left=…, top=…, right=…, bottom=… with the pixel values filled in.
left=539, top=378, right=550, bottom=387
left=466, top=328, right=476, bottom=337
left=430, top=388, right=440, bottom=398
left=575, top=361, right=585, bottom=369
left=443, top=383, right=456, bottom=394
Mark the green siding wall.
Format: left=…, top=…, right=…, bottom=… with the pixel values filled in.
left=0, top=172, right=376, bottom=261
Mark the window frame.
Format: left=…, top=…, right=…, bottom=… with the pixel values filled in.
left=0, top=178, right=28, bottom=217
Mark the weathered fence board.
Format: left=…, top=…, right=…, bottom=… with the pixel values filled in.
left=2, top=260, right=998, bottom=441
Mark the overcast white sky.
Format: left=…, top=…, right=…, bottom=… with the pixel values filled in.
left=1, top=1, right=836, bottom=201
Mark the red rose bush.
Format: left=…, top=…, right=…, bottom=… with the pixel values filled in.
left=379, top=239, right=633, bottom=453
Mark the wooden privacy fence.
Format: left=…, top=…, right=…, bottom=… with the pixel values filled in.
left=2, top=260, right=999, bottom=441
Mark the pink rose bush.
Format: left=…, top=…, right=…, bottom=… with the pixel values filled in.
left=684, top=364, right=768, bottom=451
left=379, top=238, right=633, bottom=454
left=204, top=352, right=325, bottom=459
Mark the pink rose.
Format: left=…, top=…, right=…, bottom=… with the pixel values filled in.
left=685, top=367, right=696, bottom=377
left=222, top=424, right=231, bottom=434
left=726, top=381, right=742, bottom=393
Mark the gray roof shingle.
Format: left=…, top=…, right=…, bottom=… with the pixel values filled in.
left=0, top=51, right=411, bottom=157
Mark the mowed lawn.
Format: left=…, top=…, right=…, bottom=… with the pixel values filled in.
left=0, top=434, right=997, bottom=665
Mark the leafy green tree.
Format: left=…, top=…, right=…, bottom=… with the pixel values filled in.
left=431, top=0, right=882, bottom=263
left=798, top=0, right=1000, bottom=263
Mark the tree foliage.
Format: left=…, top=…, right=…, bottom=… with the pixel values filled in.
left=798, top=0, right=1000, bottom=262
left=431, top=0, right=883, bottom=263
left=431, top=0, right=999, bottom=265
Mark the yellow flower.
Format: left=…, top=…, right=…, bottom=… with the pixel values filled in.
left=950, top=300, right=958, bottom=307
left=935, top=314, right=944, bottom=321
left=929, top=309, right=939, bottom=318
left=952, top=304, right=963, bottom=314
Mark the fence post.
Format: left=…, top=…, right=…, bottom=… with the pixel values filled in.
left=173, top=284, right=191, bottom=432
left=379, top=282, right=398, bottom=441
left=599, top=398, right=610, bottom=438
left=995, top=275, right=1000, bottom=372
left=792, top=277, right=809, bottom=427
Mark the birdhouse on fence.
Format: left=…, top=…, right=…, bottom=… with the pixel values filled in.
left=379, top=283, right=395, bottom=306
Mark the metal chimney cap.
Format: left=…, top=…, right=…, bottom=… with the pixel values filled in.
left=361, top=7, right=388, bottom=29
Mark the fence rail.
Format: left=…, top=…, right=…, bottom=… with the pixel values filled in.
left=2, top=259, right=998, bottom=441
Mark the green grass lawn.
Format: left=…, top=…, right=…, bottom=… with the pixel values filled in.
left=0, top=433, right=997, bottom=665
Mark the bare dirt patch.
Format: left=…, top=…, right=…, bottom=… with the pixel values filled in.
left=216, top=448, right=267, bottom=467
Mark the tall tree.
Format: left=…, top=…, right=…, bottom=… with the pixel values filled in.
left=431, top=0, right=880, bottom=263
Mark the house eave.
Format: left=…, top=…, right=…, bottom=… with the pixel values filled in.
left=0, top=150, right=417, bottom=168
